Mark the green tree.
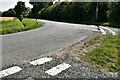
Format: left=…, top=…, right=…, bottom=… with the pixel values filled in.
left=108, top=2, right=120, bottom=27
left=39, top=2, right=119, bottom=27
left=29, top=1, right=53, bottom=20
left=98, top=2, right=108, bottom=22
left=0, top=11, right=1, bottom=17
left=29, top=1, right=44, bottom=20
left=85, top=2, right=97, bottom=22
left=23, top=7, right=31, bottom=17
left=14, top=1, right=26, bottom=21
left=2, top=11, right=8, bottom=17
left=2, top=9, right=16, bottom=17
left=40, top=2, right=87, bottom=23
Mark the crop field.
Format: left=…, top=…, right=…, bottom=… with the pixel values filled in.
left=0, top=17, right=15, bottom=22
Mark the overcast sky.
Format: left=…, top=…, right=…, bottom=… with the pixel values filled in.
left=0, top=0, right=33, bottom=12
left=0, top=0, right=65, bottom=12
left=0, top=0, right=117, bottom=12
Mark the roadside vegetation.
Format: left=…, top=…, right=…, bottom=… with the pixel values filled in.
left=80, top=35, right=119, bottom=72
left=0, top=17, right=43, bottom=35
left=39, top=2, right=120, bottom=28
left=2, top=2, right=120, bottom=28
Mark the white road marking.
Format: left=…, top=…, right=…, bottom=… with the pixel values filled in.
left=99, top=27, right=106, bottom=35
left=0, top=66, right=22, bottom=78
left=25, top=77, right=35, bottom=80
left=29, top=57, right=52, bottom=65
left=45, top=63, right=71, bottom=76
left=100, top=26, right=116, bottom=35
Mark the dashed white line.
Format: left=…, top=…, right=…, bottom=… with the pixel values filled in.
left=100, top=26, right=116, bottom=35
left=29, top=57, right=52, bottom=65
left=99, top=28, right=106, bottom=35
left=45, top=63, right=71, bottom=76
left=0, top=66, right=22, bottom=78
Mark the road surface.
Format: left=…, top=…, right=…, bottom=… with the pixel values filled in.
left=0, top=20, right=119, bottom=79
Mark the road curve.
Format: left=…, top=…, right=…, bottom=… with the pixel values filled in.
left=1, top=19, right=118, bottom=68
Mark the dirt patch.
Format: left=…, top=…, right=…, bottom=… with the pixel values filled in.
left=55, top=35, right=103, bottom=59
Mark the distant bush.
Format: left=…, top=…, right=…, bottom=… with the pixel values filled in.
left=2, top=9, right=16, bottom=17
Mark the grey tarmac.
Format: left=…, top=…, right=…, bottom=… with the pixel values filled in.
left=1, top=19, right=119, bottom=79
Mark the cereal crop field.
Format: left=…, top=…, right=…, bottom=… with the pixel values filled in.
left=0, top=17, right=15, bottom=22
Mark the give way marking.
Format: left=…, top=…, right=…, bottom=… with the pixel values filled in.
left=0, top=66, right=22, bottom=78
left=29, top=57, right=52, bottom=65
left=45, top=63, right=71, bottom=76
left=100, top=26, right=116, bottom=35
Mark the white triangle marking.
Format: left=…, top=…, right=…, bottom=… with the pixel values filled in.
left=0, top=66, right=22, bottom=78
left=45, top=63, right=71, bottom=76
left=29, top=57, right=52, bottom=65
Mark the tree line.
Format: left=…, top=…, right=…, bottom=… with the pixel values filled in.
left=1, top=1, right=120, bottom=28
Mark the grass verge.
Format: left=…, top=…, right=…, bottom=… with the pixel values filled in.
left=80, top=35, right=119, bottom=72
left=0, top=18, right=43, bottom=35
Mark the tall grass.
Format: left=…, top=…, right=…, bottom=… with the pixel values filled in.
left=22, top=18, right=43, bottom=31
left=1, top=18, right=24, bottom=34
left=0, top=18, right=43, bottom=35
left=82, top=35, right=119, bottom=72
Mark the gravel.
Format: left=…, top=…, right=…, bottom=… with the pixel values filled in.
left=2, top=35, right=119, bottom=80
left=2, top=51, right=118, bottom=80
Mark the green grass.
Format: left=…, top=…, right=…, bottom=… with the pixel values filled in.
left=82, top=35, right=119, bottom=72
left=0, top=18, right=43, bottom=35
left=21, top=18, right=43, bottom=31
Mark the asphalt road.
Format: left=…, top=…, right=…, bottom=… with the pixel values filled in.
left=0, top=20, right=119, bottom=79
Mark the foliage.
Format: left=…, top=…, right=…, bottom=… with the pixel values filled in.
left=1, top=18, right=43, bottom=34
left=29, top=2, right=44, bottom=20
left=60, top=2, right=86, bottom=22
left=108, top=2, right=120, bottom=28
left=18, top=15, right=24, bottom=21
left=2, top=9, right=16, bottom=17
left=40, top=2, right=88, bottom=23
left=0, top=11, right=1, bottom=16
left=14, top=1, right=26, bottom=21
left=97, top=2, right=108, bottom=22
left=22, top=18, right=43, bottom=31
left=2, top=1, right=30, bottom=19
left=82, top=35, right=119, bottom=72
left=40, top=2, right=109, bottom=24
left=1, top=1, right=119, bottom=28
left=29, top=1, right=52, bottom=19
left=23, top=7, right=31, bottom=18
